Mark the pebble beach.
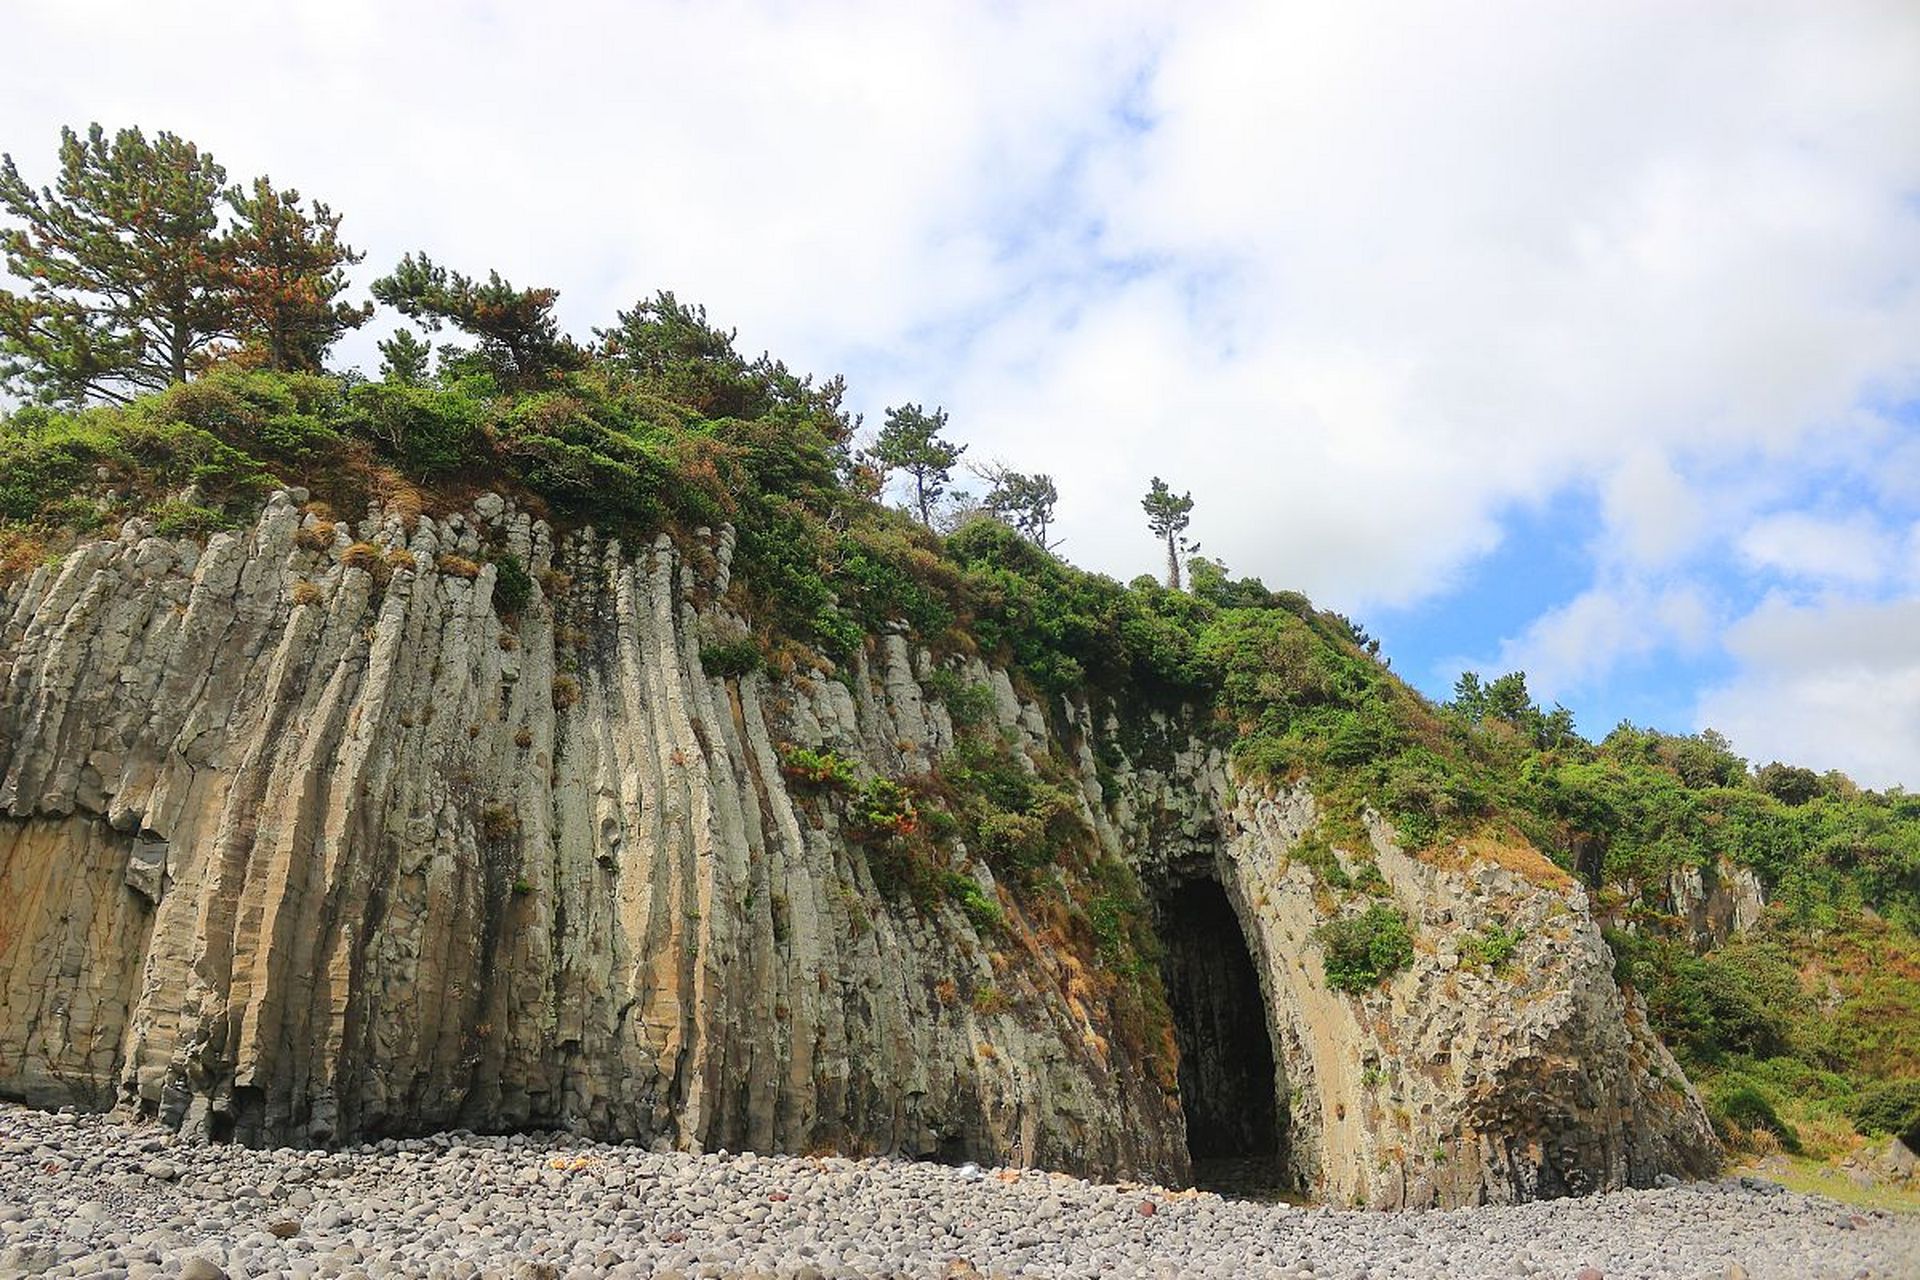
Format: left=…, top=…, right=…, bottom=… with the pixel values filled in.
left=1, top=1104, right=1914, bottom=1280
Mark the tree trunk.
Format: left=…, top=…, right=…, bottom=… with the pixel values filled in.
left=1165, top=534, right=1181, bottom=591
left=168, top=311, right=189, bottom=385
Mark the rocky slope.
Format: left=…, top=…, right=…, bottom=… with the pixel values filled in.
left=0, top=491, right=1717, bottom=1206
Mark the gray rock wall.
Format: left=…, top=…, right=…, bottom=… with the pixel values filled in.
left=0, top=492, right=1718, bottom=1205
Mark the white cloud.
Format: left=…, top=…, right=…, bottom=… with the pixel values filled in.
left=1474, top=578, right=1716, bottom=706
left=1736, top=511, right=1894, bottom=586
left=1699, top=595, right=1920, bottom=787
left=1600, top=450, right=1707, bottom=569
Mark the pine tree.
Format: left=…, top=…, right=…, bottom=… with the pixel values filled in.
left=224, top=176, right=371, bottom=372
left=0, top=124, right=232, bottom=402
left=370, top=252, right=584, bottom=389
left=1141, top=476, right=1195, bottom=589
left=377, top=328, right=432, bottom=384
left=872, top=403, right=964, bottom=526
left=979, top=463, right=1060, bottom=549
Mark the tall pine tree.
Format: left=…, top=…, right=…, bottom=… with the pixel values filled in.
left=1141, top=476, right=1195, bottom=589
left=224, top=176, right=371, bottom=372
left=872, top=403, right=964, bottom=527
left=0, top=124, right=233, bottom=403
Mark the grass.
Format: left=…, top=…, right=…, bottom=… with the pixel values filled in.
left=1733, top=1153, right=1920, bottom=1216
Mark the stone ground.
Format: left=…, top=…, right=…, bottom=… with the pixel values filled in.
left=0, top=1105, right=1914, bottom=1280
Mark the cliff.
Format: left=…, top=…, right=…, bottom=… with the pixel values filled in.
left=0, top=490, right=1717, bottom=1206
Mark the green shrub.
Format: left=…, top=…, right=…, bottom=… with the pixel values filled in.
left=699, top=634, right=764, bottom=679
left=491, top=552, right=533, bottom=616
left=849, top=777, right=918, bottom=840
left=1708, top=1080, right=1802, bottom=1151
left=779, top=744, right=858, bottom=789
left=149, top=500, right=233, bottom=538
left=925, top=668, right=996, bottom=727
left=344, top=381, right=484, bottom=478
left=1849, top=1080, right=1920, bottom=1147
left=944, top=871, right=1002, bottom=932
left=1459, top=923, right=1524, bottom=971
left=1319, top=904, right=1414, bottom=994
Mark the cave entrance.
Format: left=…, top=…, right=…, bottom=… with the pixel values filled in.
left=1158, top=876, right=1287, bottom=1196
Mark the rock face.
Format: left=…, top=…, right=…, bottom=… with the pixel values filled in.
left=0, top=492, right=1718, bottom=1205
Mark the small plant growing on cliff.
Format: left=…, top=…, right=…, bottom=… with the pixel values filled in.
left=970, top=983, right=1011, bottom=1015
left=943, top=871, right=1002, bottom=933
left=1459, top=923, right=1524, bottom=972
left=849, top=777, right=918, bottom=840
left=1319, top=904, right=1414, bottom=994
left=779, top=743, right=857, bottom=789
left=491, top=551, right=533, bottom=616
left=699, top=632, right=764, bottom=679
left=551, top=674, right=581, bottom=708
left=478, top=802, right=519, bottom=842
left=924, top=668, right=995, bottom=727
left=510, top=877, right=533, bottom=897
left=515, top=726, right=534, bottom=749
left=341, top=541, right=384, bottom=571
left=290, top=580, right=323, bottom=608
left=294, top=520, right=336, bottom=551
left=436, top=552, right=482, bottom=579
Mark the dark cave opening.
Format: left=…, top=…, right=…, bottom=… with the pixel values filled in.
left=1158, top=877, right=1286, bottom=1193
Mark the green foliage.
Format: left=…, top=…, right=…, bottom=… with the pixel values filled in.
left=1140, top=475, right=1194, bottom=589
left=223, top=176, right=371, bottom=372
left=378, top=328, right=432, bottom=384
left=978, top=464, right=1059, bottom=549
left=1708, top=1080, right=1802, bottom=1152
left=924, top=668, right=996, bottom=728
left=491, top=552, right=533, bottom=616
left=340, top=381, right=481, bottom=478
left=1459, top=923, right=1524, bottom=971
left=871, top=402, right=963, bottom=527
left=149, top=500, right=233, bottom=538
left=1849, top=1081, right=1920, bottom=1147
left=371, top=252, right=585, bottom=389
left=834, top=521, right=956, bottom=635
left=699, top=633, right=764, bottom=679
left=1319, top=904, right=1414, bottom=994
left=0, top=123, right=232, bottom=402
left=597, top=291, right=853, bottom=429
left=1756, top=761, right=1824, bottom=806
left=1607, top=931, right=1800, bottom=1063
left=848, top=777, right=919, bottom=841
left=778, top=744, right=858, bottom=789
left=0, top=124, right=371, bottom=401
left=943, top=871, right=1002, bottom=933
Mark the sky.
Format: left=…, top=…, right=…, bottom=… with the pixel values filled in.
left=5, top=2, right=1920, bottom=783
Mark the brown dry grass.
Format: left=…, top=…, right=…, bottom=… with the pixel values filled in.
left=1438, top=831, right=1577, bottom=891
left=0, top=528, right=49, bottom=583
left=436, top=553, right=482, bottom=579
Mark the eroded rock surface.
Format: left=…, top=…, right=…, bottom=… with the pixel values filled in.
left=0, top=492, right=1717, bottom=1205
